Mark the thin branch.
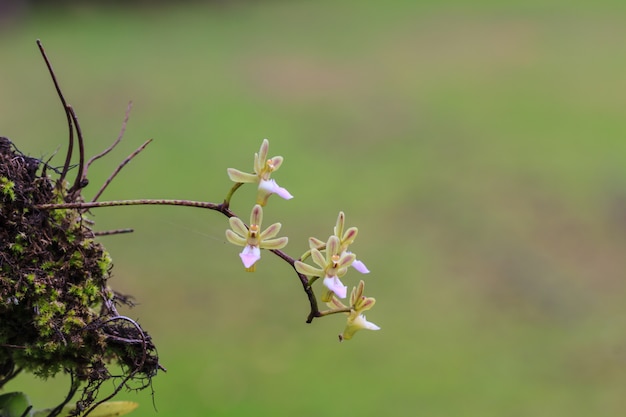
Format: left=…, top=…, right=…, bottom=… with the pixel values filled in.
left=90, top=139, right=153, bottom=203
left=270, top=248, right=319, bottom=322
left=86, top=101, right=133, bottom=170
left=67, top=105, right=87, bottom=197
left=36, top=39, right=74, bottom=185
left=19, top=406, right=33, bottom=417
left=93, top=228, right=134, bottom=236
left=35, top=198, right=227, bottom=213
left=0, top=365, right=22, bottom=389
left=46, top=372, right=79, bottom=417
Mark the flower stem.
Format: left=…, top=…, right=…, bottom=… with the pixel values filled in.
left=318, top=307, right=352, bottom=317
left=223, top=182, right=243, bottom=209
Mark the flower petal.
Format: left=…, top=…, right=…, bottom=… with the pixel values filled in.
left=311, top=248, right=327, bottom=269
left=294, top=261, right=324, bottom=277
left=337, top=252, right=356, bottom=269
left=225, top=229, right=246, bottom=246
left=340, top=314, right=380, bottom=341
left=351, top=258, right=370, bottom=274
left=268, top=156, right=283, bottom=172
left=259, top=179, right=293, bottom=200
left=254, top=152, right=263, bottom=176
left=250, top=204, right=263, bottom=228
left=227, top=168, right=258, bottom=184
left=334, top=211, right=345, bottom=238
left=342, top=227, right=358, bottom=247
left=308, top=237, right=325, bottom=250
left=229, top=216, right=248, bottom=238
left=324, top=275, right=347, bottom=299
left=326, top=236, right=340, bottom=259
left=356, top=296, right=376, bottom=313
left=259, top=236, right=288, bottom=250
left=260, top=222, right=282, bottom=240
left=258, top=139, right=269, bottom=167
left=350, top=280, right=365, bottom=306
left=239, top=245, right=261, bottom=268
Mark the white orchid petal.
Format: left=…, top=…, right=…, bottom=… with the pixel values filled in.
left=239, top=245, right=261, bottom=268
left=259, top=179, right=293, bottom=200
left=359, top=314, right=381, bottom=331
left=323, top=275, right=347, bottom=299
left=351, top=259, right=370, bottom=274
left=340, top=314, right=380, bottom=341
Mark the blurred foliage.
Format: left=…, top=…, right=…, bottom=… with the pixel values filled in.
left=1, top=0, right=626, bottom=416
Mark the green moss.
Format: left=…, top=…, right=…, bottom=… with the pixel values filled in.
left=40, top=260, right=56, bottom=271
left=62, top=311, right=86, bottom=333
left=8, top=241, right=24, bottom=254
left=98, top=251, right=113, bottom=276
left=69, top=250, right=84, bottom=269
left=0, top=176, right=16, bottom=201
left=34, top=282, right=46, bottom=295
left=8, top=233, right=28, bottom=255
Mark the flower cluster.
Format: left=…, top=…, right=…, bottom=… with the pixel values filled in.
left=295, top=211, right=380, bottom=340
left=225, top=139, right=379, bottom=341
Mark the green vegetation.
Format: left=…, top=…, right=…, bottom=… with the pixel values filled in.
left=1, top=1, right=625, bottom=416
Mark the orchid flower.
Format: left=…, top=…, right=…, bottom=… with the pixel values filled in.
left=309, top=211, right=370, bottom=274
left=327, top=280, right=380, bottom=341
left=227, top=139, right=293, bottom=206
left=295, top=235, right=355, bottom=299
left=225, top=204, right=288, bottom=271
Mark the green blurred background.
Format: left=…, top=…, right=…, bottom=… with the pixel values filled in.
left=2, top=0, right=626, bottom=416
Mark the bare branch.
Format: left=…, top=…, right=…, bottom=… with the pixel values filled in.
left=269, top=248, right=319, bottom=322
left=67, top=105, right=88, bottom=198
left=93, top=228, right=134, bottom=236
left=46, top=373, right=79, bottom=417
left=36, top=198, right=226, bottom=212
left=36, top=39, right=74, bottom=185
left=86, top=101, right=133, bottom=170
left=90, top=139, right=153, bottom=203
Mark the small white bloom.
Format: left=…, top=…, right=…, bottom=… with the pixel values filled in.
left=239, top=245, right=261, bottom=269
